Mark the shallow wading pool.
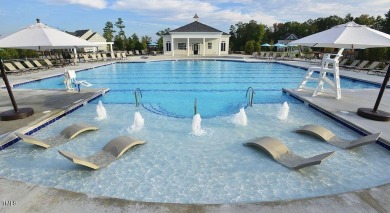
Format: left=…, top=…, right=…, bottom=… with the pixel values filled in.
left=1, top=61, right=389, bottom=204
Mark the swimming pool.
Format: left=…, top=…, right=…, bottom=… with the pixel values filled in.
left=16, top=60, right=377, bottom=118
left=2, top=60, right=389, bottom=204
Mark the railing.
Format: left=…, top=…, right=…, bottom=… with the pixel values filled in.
left=134, top=88, right=142, bottom=107
left=246, top=87, right=255, bottom=107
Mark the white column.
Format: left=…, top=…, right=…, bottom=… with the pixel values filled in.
left=218, top=36, right=221, bottom=56
left=110, top=43, right=114, bottom=59
left=203, top=38, right=205, bottom=56
left=187, top=37, right=190, bottom=56
left=171, top=36, right=174, bottom=56
left=73, top=48, right=78, bottom=60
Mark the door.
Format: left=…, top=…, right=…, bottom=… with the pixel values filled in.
left=193, top=43, right=199, bottom=55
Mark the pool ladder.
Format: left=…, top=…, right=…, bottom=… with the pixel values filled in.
left=134, top=88, right=142, bottom=107
left=194, top=98, right=198, bottom=115
left=246, top=87, right=255, bottom=107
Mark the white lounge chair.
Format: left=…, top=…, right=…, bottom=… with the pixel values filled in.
left=244, top=136, right=334, bottom=169
left=16, top=123, right=98, bottom=148
left=58, top=136, right=146, bottom=169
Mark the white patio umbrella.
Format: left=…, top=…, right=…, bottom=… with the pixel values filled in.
left=289, top=21, right=390, bottom=48
left=290, top=21, right=390, bottom=121
left=0, top=19, right=98, bottom=50
left=0, top=19, right=98, bottom=121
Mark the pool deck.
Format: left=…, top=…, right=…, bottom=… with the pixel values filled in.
left=1, top=56, right=389, bottom=212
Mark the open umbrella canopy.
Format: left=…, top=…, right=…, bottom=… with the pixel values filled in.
left=273, top=43, right=286, bottom=47
left=0, top=19, right=98, bottom=50
left=147, top=42, right=158, bottom=46
left=290, top=21, right=390, bottom=49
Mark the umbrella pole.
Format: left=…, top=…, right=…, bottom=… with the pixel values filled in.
left=0, top=59, right=34, bottom=121
left=357, top=64, right=390, bottom=121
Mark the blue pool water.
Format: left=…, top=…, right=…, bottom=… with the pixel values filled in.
left=17, top=61, right=376, bottom=118
left=3, top=60, right=388, bottom=204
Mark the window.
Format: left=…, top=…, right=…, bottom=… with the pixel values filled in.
left=208, top=43, right=212, bottom=49
left=178, top=43, right=186, bottom=50
left=166, top=41, right=171, bottom=51
left=221, top=41, right=226, bottom=51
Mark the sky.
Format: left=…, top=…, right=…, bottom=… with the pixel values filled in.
left=0, top=0, right=389, bottom=41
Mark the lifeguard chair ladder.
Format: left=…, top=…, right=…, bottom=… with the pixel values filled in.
left=297, top=48, right=344, bottom=99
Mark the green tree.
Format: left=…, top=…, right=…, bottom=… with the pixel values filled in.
left=141, top=35, right=152, bottom=50
left=115, top=18, right=126, bottom=39
left=131, top=33, right=142, bottom=51
left=0, top=49, right=19, bottom=59
left=113, top=18, right=127, bottom=50
left=230, top=21, right=265, bottom=51
left=254, top=42, right=261, bottom=53
left=344, top=13, right=354, bottom=22
left=354, top=14, right=376, bottom=27
left=156, top=28, right=170, bottom=51
left=244, top=40, right=254, bottom=54
left=127, top=36, right=135, bottom=51
left=103, top=21, right=115, bottom=42
left=18, top=49, right=38, bottom=58
left=383, top=9, right=390, bottom=34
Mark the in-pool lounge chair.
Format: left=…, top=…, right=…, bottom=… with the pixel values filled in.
left=244, top=136, right=335, bottom=170
left=58, top=136, right=145, bottom=169
left=15, top=123, right=98, bottom=148
left=296, top=125, right=381, bottom=149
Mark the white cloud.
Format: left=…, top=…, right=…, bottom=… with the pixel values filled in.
left=42, top=0, right=108, bottom=9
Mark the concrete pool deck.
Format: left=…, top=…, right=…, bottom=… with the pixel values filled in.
left=0, top=56, right=389, bottom=212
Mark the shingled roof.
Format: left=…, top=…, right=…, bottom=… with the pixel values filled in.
left=170, top=21, right=223, bottom=33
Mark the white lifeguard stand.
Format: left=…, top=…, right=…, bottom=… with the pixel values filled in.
left=64, top=69, right=92, bottom=92
left=297, top=48, right=344, bottom=99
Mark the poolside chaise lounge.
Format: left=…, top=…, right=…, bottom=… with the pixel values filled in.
left=296, top=124, right=381, bottom=149
left=22, top=60, right=41, bottom=72
left=243, top=136, right=335, bottom=170
left=32, top=60, right=48, bottom=70
left=349, top=60, right=369, bottom=70
left=82, top=54, right=94, bottom=63
left=102, top=53, right=109, bottom=61
left=90, top=54, right=99, bottom=62
left=340, top=60, right=360, bottom=69
left=12, top=61, right=32, bottom=73
left=58, top=136, right=145, bottom=169
left=15, top=123, right=98, bottom=148
left=116, top=52, right=123, bottom=60
left=3, top=62, right=23, bottom=75
left=367, top=64, right=389, bottom=76
left=338, top=59, right=348, bottom=67
left=344, top=60, right=369, bottom=70
left=355, top=61, right=381, bottom=73
left=43, top=58, right=61, bottom=68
